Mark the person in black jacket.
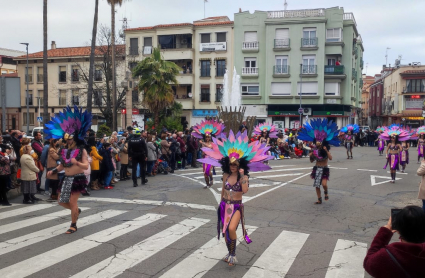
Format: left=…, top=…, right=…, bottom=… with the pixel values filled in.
left=128, top=128, right=148, bottom=187
left=99, top=143, right=114, bottom=189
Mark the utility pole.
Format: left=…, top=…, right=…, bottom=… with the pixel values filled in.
left=284, top=0, right=288, bottom=11
left=204, top=0, right=208, bottom=18
left=20, top=43, right=29, bottom=133
left=385, top=47, right=391, bottom=66
left=36, top=97, right=41, bottom=127
left=299, top=63, right=303, bottom=127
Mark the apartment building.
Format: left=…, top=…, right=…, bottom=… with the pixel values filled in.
left=124, top=16, right=234, bottom=126
left=368, top=73, right=384, bottom=128
left=360, top=74, right=374, bottom=126
left=0, top=48, right=25, bottom=75
left=14, top=41, right=126, bottom=131
left=234, top=7, right=364, bottom=129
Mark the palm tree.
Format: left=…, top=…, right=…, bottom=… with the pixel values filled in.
left=87, top=0, right=99, bottom=113
left=106, top=0, right=125, bottom=131
left=132, top=47, right=181, bottom=129
left=42, top=0, right=48, bottom=126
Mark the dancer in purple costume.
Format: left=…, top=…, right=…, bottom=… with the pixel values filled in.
left=375, top=127, right=386, bottom=156
left=400, top=141, right=409, bottom=173
left=340, top=124, right=359, bottom=159
left=418, top=134, right=425, bottom=163
left=381, top=126, right=410, bottom=183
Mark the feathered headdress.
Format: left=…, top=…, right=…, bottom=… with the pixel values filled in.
left=253, top=123, right=278, bottom=138
left=297, top=119, right=340, bottom=146
left=44, top=105, right=92, bottom=142
left=375, top=126, right=386, bottom=133
left=379, top=125, right=410, bottom=141
left=192, top=119, right=225, bottom=139
left=416, top=126, right=425, bottom=136
left=404, top=126, right=418, bottom=140
left=340, top=124, right=360, bottom=134
left=198, top=130, right=274, bottom=172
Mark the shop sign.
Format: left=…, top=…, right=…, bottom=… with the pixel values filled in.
left=132, top=108, right=139, bottom=115
left=139, top=109, right=152, bottom=114
left=268, top=111, right=298, bottom=116
left=406, top=117, right=424, bottom=120
left=192, top=109, right=218, bottom=117
left=326, top=99, right=337, bottom=104
left=121, top=109, right=126, bottom=114
left=405, top=98, right=423, bottom=110
left=199, top=42, right=227, bottom=51
left=313, top=111, right=344, bottom=116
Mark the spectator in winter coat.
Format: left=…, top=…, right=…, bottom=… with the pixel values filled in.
left=88, top=137, right=102, bottom=190
left=177, top=132, right=187, bottom=169
left=99, top=143, right=114, bottom=189
left=146, top=135, right=158, bottom=176
left=189, top=134, right=198, bottom=168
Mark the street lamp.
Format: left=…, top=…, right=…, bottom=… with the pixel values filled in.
left=20, top=43, right=29, bottom=133
left=299, top=63, right=303, bottom=127
left=35, top=96, right=41, bottom=127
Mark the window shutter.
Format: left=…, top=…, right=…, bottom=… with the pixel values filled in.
left=201, top=34, right=210, bottom=43
left=244, top=31, right=257, bottom=42
left=143, top=37, right=152, bottom=46
left=275, top=28, right=289, bottom=39
left=130, top=38, right=138, bottom=48
left=325, top=83, right=339, bottom=95
left=216, top=32, right=226, bottom=42
left=271, top=82, right=291, bottom=95
left=298, top=82, right=318, bottom=95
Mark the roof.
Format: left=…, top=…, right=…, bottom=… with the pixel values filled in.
left=400, top=70, right=425, bottom=75
left=0, top=47, right=26, bottom=57
left=125, top=17, right=233, bottom=32
left=14, top=45, right=125, bottom=60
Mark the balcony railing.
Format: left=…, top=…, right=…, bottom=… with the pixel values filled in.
left=360, top=59, right=364, bottom=69
left=143, top=46, right=152, bottom=55
left=274, top=39, right=290, bottom=48
left=215, top=91, right=223, bottom=102
left=343, top=13, right=357, bottom=26
left=324, top=65, right=344, bottom=75
left=25, top=74, right=33, bottom=83
left=160, top=43, right=192, bottom=49
left=200, top=92, right=210, bottom=102
left=352, top=68, right=357, bottom=79
left=301, top=37, right=318, bottom=47
left=37, top=74, right=43, bottom=83
left=403, top=86, right=425, bottom=93
left=267, top=9, right=325, bottom=18
left=242, top=41, right=259, bottom=50
left=129, top=47, right=139, bottom=55
left=352, top=46, right=358, bottom=57
left=274, top=65, right=289, bottom=74
left=302, top=65, right=317, bottom=74
left=242, top=67, right=259, bottom=75
left=359, top=79, right=364, bottom=88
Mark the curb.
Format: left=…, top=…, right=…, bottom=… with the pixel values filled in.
left=7, top=188, right=22, bottom=201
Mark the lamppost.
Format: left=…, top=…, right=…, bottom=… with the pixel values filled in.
left=20, top=43, right=29, bottom=133
left=35, top=96, right=41, bottom=127
left=299, top=63, right=303, bottom=127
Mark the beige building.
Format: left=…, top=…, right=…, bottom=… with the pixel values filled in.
left=124, top=16, right=234, bottom=126
left=0, top=48, right=25, bottom=75
left=14, top=42, right=127, bottom=131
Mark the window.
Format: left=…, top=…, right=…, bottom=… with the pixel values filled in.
left=129, top=62, right=138, bottom=71
left=216, top=60, right=226, bottom=77
left=59, top=90, right=67, bottom=105
left=302, top=55, right=316, bottom=74
left=93, top=90, right=102, bottom=106
left=407, top=79, right=425, bottom=92
left=37, top=67, right=43, bottom=83
left=143, top=37, right=152, bottom=54
left=27, top=90, right=33, bottom=105
left=216, top=32, right=226, bottom=42
left=325, top=82, right=340, bottom=96
left=72, top=65, right=79, bottom=82
left=327, top=58, right=336, bottom=66
left=200, top=85, right=210, bottom=102
left=302, top=28, right=317, bottom=47
left=275, top=28, right=289, bottom=47
left=275, top=55, right=288, bottom=74
left=244, top=57, right=256, bottom=68
left=215, top=84, right=223, bottom=102
left=200, top=60, right=211, bottom=77
left=72, top=89, right=79, bottom=105
left=244, top=31, right=257, bottom=42
left=38, top=90, right=44, bottom=105
left=130, top=38, right=139, bottom=55
left=201, top=33, right=211, bottom=43
left=94, top=66, right=102, bottom=81
left=326, top=28, right=342, bottom=42
left=25, top=67, right=33, bottom=83
left=23, top=113, right=35, bottom=125
left=271, top=82, right=291, bottom=95
left=297, top=82, right=318, bottom=95
left=241, top=84, right=259, bottom=96
left=132, top=89, right=139, bottom=103
left=59, top=66, right=67, bottom=82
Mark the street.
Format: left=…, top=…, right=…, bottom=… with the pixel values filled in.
left=0, top=146, right=422, bottom=278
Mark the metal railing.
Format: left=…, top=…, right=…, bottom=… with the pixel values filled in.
left=200, top=92, right=210, bottom=102
left=215, top=92, right=223, bottom=102
left=267, top=8, right=325, bottom=18
left=242, top=41, right=259, bottom=50
left=324, top=65, right=344, bottom=74
left=360, top=59, right=364, bottom=69
left=25, top=74, right=33, bottom=83
left=353, top=46, right=358, bottom=57
left=301, top=37, right=318, bottom=47
left=274, top=38, right=290, bottom=48
left=352, top=68, right=357, bottom=79
left=302, top=65, right=317, bottom=74
left=143, top=46, right=152, bottom=55
left=343, top=12, right=357, bottom=26
left=242, top=67, right=259, bottom=75
left=274, top=65, right=289, bottom=74
left=129, top=47, right=139, bottom=55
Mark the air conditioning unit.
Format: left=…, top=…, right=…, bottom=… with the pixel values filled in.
left=303, top=108, right=312, bottom=115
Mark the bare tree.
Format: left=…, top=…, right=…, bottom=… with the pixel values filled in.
left=42, top=0, right=48, bottom=125
left=87, top=0, right=99, bottom=113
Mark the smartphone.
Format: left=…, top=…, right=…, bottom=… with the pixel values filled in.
left=391, top=208, right=402, bottom=220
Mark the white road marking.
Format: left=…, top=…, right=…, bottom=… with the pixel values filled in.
left=1, top=213, right=166, bottom=278
left=357, top=169, right=377, bottom=172
left=71, top=217, right=209, bottom=278
left=160, top=225, right=257, bottom=278
left=329, top=167, right=348, bottom=170
left=386, top=171, right=408, bottom=175
left=0, top=204, right=22, bottom=210
left=370, top=175, right=402, bottom=186
left=251, top=173, right=304, bottom=179
left=243, top=230, right=309, bottom=278
left=79, top=197, right=217, bottom=211
left=325, top=239, right=367, bottom=278
left=177, top=165, right=296, bottom=176
left=0, top=207, right=89, bottom=235
left=0, top=204, right=55, bottom=221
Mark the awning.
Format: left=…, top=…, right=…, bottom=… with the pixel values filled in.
left=401, top=110, right=422, bottom=117
left=199, top=58, right=211, bottom=61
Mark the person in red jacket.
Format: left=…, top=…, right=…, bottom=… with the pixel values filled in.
left=294, top=142, right=304, bottom=158
left=364, top=205, right=425, bottom=278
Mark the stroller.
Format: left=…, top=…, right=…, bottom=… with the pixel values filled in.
left=155, top=158, right=171, bottom=175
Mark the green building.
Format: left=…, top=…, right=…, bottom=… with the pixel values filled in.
left=234, top=7, right=364, bottom=129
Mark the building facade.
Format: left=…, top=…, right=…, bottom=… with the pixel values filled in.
left=124, top=16, right=234, bottom=126
left=360, top=74, right=374, bottom=126
left=368, top=73, right=384, bottom=128
left=0, top=75, right=21, bottom=130
left=0, top=48, right=25, bottom=75
left=233, top=7, right=364, bottom=129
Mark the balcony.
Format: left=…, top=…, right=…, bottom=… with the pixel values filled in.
left=242, top=41, right=259, bottom=53
left=273, top=39, right=290, bottom=51
left=343, top=12, right=357, bottom=26
left=300, top=65, right=317, bottom=77
left=267, top=8, right=325, bottom=19
left=273, top=65, right=290, bottom=78
left=159, top=34, right=192, bottom=50
left=352, top=46, right=358, bottom=58
left=324, top=65, right=346, bottom=79
left=301, top=38, right=318, bottom=50
left=359, top=79, right=364, bottom=88
left=352, top=68, right=357, bottom=80
left=175, top=97, right=193, bottom=110
left=241, top=67, right=259, bottom=78
left=128, top=46, right=139, bottom=56
left=360, top=58, right=364, bottom=69
left=142, top=46, right=152, bottom=55
left=176, top=73, right=193, bottom=84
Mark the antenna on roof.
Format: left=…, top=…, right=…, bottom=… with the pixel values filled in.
left=385, top=47, right=391, bottom=66
left=284, top=0, right=288, bottom=10
left=119, top=17, right=130, bottom=40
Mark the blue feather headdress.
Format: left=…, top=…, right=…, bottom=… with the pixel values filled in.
left=297, top=118, right=340, bottom=146
left=44, top=105, right=92, bottom=141
left=340, top=124, right=360, bottom=134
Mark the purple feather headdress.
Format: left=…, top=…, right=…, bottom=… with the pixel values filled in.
left=253, top=123, right=278, bottom=138
left=192, top=119, right=225, bottom=139
left=379, top=125, right=410, bottom=141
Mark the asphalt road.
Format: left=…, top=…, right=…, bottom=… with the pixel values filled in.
left=0, top=145, right=422, bottom=278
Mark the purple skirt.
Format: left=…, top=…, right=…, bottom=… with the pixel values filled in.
left=217, top=199, right=250, bottom=243
left=400, top=150, right=409, bottom=166
left=384, top=153, right=399, bottom=170
left=419, top=145, right=425, bottom=157
left=378, top=140, right=385, bottom=151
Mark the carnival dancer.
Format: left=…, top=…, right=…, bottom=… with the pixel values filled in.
left=297, top=119, right=340, bottom=204
left=253, top=123, right=278, bottom=146
left=375, top=127, right=386, bottom=156
left=340, top=124, right=359, bottom=159
left=400, top=140, right=409, bottom=173
left=381, top=126, right=410, bottom=183
left=198, top=130, right=273, bottom=266
left=417, top=127, right=425, bottom=163
left=192, top=119, right=225, bottom=188
left=46, top=106, right=92, bottom=234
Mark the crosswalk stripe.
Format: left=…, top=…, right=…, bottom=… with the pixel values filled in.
left=1, top=213, right=166, bottom=278
left=0, top=204, right=22, bottom=210
left=0, top=207, right=89, bottom=235
left=243, top=230, right=309, bottom=278
left=159, top=225, right=257, bottom=278
left=324, top=239, right=367, bottom=278
left=0, top=204, right=55, bottom=220
left=0, top=209, right=126, bottom=256
left=71, top=217, right=210, bottom=278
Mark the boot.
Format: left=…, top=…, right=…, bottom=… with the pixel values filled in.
left=223, top=240, right=231, bottom=262
left=133, top=179, right=138, bottom=187
left=228, top=239, right=238, bottom=266
left=23, top=194, right=34, bottom=204
left=30, top=194, right=41, bottom=201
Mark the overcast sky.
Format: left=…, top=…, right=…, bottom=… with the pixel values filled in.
left=1, top=0, right=424, bottom=76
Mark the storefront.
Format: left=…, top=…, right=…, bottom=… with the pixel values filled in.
left=190, top=109, right=218, bottom=126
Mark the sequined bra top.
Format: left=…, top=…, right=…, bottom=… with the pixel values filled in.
left=389, top=144, right=400, bottom=151
left=224, top=177, right=242, bottom=192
